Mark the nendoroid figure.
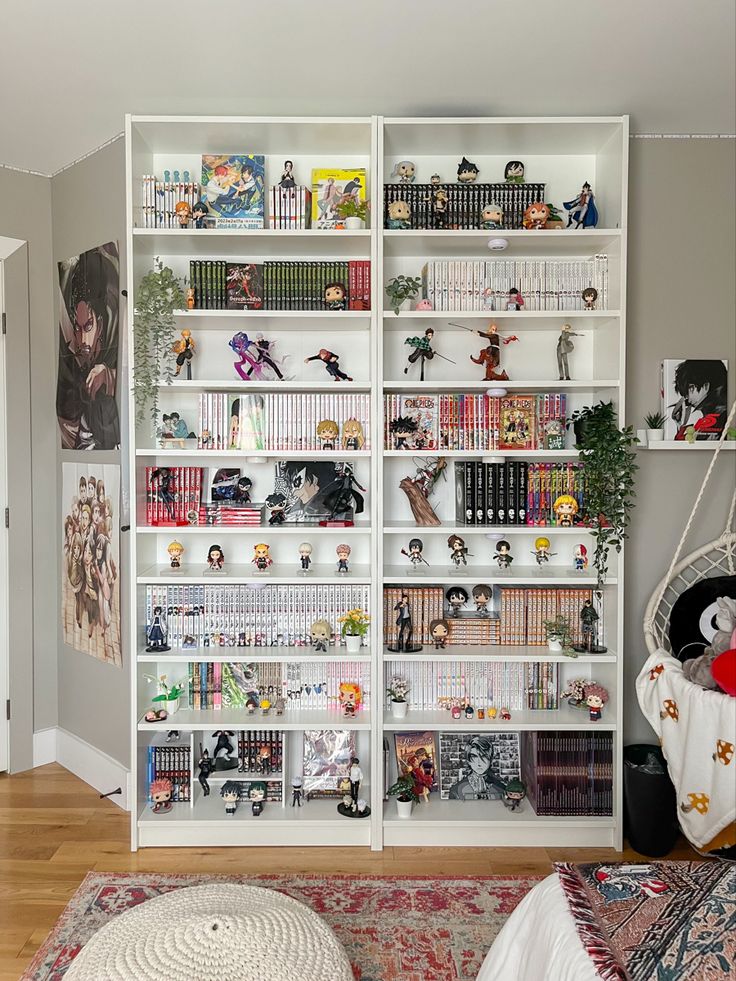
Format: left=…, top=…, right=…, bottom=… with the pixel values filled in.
left=446, top=585, right=468, bottom=618
left=291, top=776, right=304, bottom=807
left=265, top=492, right=287, bottom=525
left=298, top=542, right=313, bottom=571
left=172, top=328, right=196, bottom=379
left=581, top=286, right=598, bottom=310
left=472, top=583, right=493, bottom=615
left=336, top=543, right=351, bottom=574
left=192, top=200, right=209, bottom=228
left=310, top=619, right=331, bottom=652
left=447, top=533, right=470, bottom=568
left=339, top=682, right=362, bottom=718
left=341, top=418, right=365, bottom=451
left=390, top=160, right=416, bottom=184
left=457, top=157, right=479, bottom=183
left=316, top=419, right=339, bottom=450
left=324, top=282, right=347, bottom=310
left=304, top=348, right=353, bottom=382
left=574, top=543, right=588, bottom=571
left=553, top=494, right=578, bottom=527
left=495, top=539, right=513, bottom=569
left=251, top=542, right=272, bottom=571
left=532, top=536, right=556, bottom=566
left=150, top=778, right=173, bottom=814
left=401, top=537, right=429, bottom=568
left=480, top=202, right=504, bottom=229
left=167, top=540, right=184, bottom=569
left=506, top=288, right=525, bottom=311
left=429, top=618, right=450, bottom=649
left=387, top=200, right=411, bottom=229
left=206, top=544, right=225, bottom=571
left=220, top=781, right=239, bottom=816
left=174, top=201, right=192, bottom=228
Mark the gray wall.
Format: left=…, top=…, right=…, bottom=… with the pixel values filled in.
left=51, top=139, right=130, bottom=766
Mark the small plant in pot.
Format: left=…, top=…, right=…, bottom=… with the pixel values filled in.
left=387, top=774, right=420, bottom=818
left=644, top=411, right=666, bottom=443
left=338, top=608, right=370, bottom=653
left=386, top=676, right=410, bottom=718
left=335, top=198, right=369, bottom=230
left=145, top=674, right=186, bottom=716
left=385, top=275, right=422, bottom=316
left=543, top=615, right=576, bottom=657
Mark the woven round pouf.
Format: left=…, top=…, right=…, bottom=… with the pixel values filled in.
left=64, top=883, right=353, bottom=981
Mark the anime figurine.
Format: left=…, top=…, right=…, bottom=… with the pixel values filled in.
left=556, top=323, right=580, bottom=380
left=161, top=411, right=196, bottom=447
left=472, top=583, right=492, bottom=615
left=336, top=543, right=351, bottom=574
left=186, top=287, right=195, bottom=310
left=256, top=745, right=271, bottom=774
left=429, top=618, right=449, bottom=649
left=563, top=182, right=598, bottom=228
left=192, top=200, right=209, bottom=228
left=389, top=415, right=419, bottom=450
left=495, top=540, right=513, bottom=569
left=298, top=542, right=313, bottom=571
left=415, top=298, right=434, bottom=311
left=481, top=203, right=504, bottom=229
left=212, top=730, right=238, bottom=769
left=574, top=543, right=588, bottom=571
left=316, top=419, right=339, bottom=450
left=235, top=475, right=253, bottom=503
left=587, top=692, right=604, bottom=721
left=228, top=332, right=263, bottom=381
left=464, top=702, right=474, bottom=719
left=391, top=160, right=416, bottom=184
left=576, top=599, right=606, bottom=653
left=249, top=783, right=266, bottom=816
left=387, top=200, right=411, bottom=229
left=291, top=776, right=304, bottom=807
left=446, top=585, right=468, bottom=618
left=304, top=349, right=353, bottom=382
left=401, top=537, right=429, bottom=569
left=581, top=286, right=598, bottom=310
left=247, top=334, right=285, bottom=380
left=339, top=682, right=362, bottom=718
left=146, top=606, right=170, bottom=652
left=457, top=157, right=479, bottom=183
left=265, top=492, right=287, bottom=525
left=499, top=707, right=511, bottom=721
left=506, top=288, right=525, bottom=311
left=324, top=282, right=347, bottom=310
left=206, top=544, right=225, bottom=571
left=197, top=747, right=214, bottom=796
left=274, top=697, right=285, bottom=715
left=150, top=778, right=173, bottom=814
left=503, top=778, right=526, bottom=811
left=251, top=542, right=272, bottom=572
left=260, top=698, right=271, bottom=717
left=349, top=756, right=363, bottom=808
left=391, top=590, right=421, bottom=652
left=310, top=619, right=331, bottom=652
left=447, top=533, right=470, bottom=568
left=323, top=462, right=367, bottom=524
left=504, top=160, right=525, bottom=184
left=432, top=187, right=449, bottom=226
left=532, top=537, right=556, bottom=566
left=279, top=160, right=296, bottom=188
left=464, top=322, right=519, bottom=382
left=220, top=781, right=239, bottom=816
left=174, top=201, right=192, bottom=228
left=552, top=494, right=579, bottom=527
left=403, top=328, right=456, bottom=381
left=172, top=328, right=196, bottom=379
left=167, top=540, right=184, bottom=569
left=522, top=202, right=550, bottom=229
left=341, top=419, right=365, bottom=450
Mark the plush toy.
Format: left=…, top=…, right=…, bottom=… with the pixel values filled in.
left=682, top=595, right=736, bottom=691
left=711, top=648, right=736, bottom=696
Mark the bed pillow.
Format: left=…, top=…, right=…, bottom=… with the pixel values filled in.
left=668, top=575, right=736, bottom=663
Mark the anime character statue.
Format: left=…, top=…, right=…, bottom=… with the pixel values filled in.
left=316, top=419, right=339, bottom=450
left=576, top=599, right=605, bottom=652
left=324, top=282, right=347, bottom=310
left=446, top=585, right=468, bottom=618
left=472, top=584, right=492, bottom=615
left=574, top=543, right=588, bottom=571
left=146, top=606, right=170, bottom=652
left=457, top=157, right=479, bottom=183
left=403, top=328, right=456, bottom=381
left=304, top=349, right=353, bottom=381
left=553, top=494, right=579, bottom=527
left=150, top=778, right=173, bottom=814
left=387, top=200, right=411, bottom=229
left=522, top=202, right=550, bottom=229
left=291, top=776, right=304, bottom=807
left=251, top=543, right=272, bottom=571
left=532, top=537, right=555, bottom=566
left=206, top=544, right=225, bottom=571
left=401, top=537, right=429, bottom=569
left=298, top=542, right=312, bottom=571
left=432, top=187, right=449, bottom=226
left=322, top=462, right=367, bottom=523
left=563, top=182, right=598, bottom=228
left=167, top=540, right=184, bottom=569
left=341, top=419, right=365, bottom=451
left=192, top=200, right=209, bottom=228
left=391, top=160, right=416, bottom=184
left=494, top=540, right=513, bottom=569
left=504, top=160, right=525, bottom=184
left=581, top=287, right=598, bottom=310
left=447, top=534, right=470, bottom=568
left=429, top=618, right=449, bottom=649
left=197, top=747, right=214, bottom=796
left=213, top=730, right=238, bottom=769
left=336, top=543, right=351, bottom=574
left=467, top=323, right=519, bottom=381
left=391, top=591, right=419, bottom=652
left=172, top=328, right=196, bottom=379
left=310, top=619, right=331, bottom=652
left=174, top=201, right=192, bottom=227
left=186, top=287, right=196, bottom=310
left=228, top=332, right=263, bottom=381
left=279, top=160, right=296, bottom=188
left=556, top=323, right=580, bottom=380
left=481, top=203, right=504, bottom=229
left=247, top=334, right=284, bottom=380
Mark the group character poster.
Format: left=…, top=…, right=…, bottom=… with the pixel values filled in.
left=56, top=241, right=120, bottom=450
left=61, top=463, right=122, bottom=668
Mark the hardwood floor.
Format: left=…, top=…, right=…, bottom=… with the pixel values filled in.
left=0, top=764, right=698, bottom=981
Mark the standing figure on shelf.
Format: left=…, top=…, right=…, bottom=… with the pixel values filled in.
left=553, top=494, right=579, bottom=528
left=556, top=324, right=580, bottom=381
left=429, top=618, right=450, bottom=649
left=186, top=287, right=196, bottom=310
left=503, top=778, right=527, bottom=811
left=279, top=160, right=296, bottom=188
left=172, top=328, right=196, bottom=379
left=167, top=540, right=184, bottom=569
left=472, top=583, right=493, bottom=616
left=480, top=203, right=504, bottom=229
left=494, top=540, right=513, bottom=569
left=229, top=332, right=263, bottom=381
left=467, top=322, right=519, bottom=382
left=304, top=349, right=353, bottom=382
left=212, top=730, right=238, bottom=769
left=574, top=543, right=588, bottom=571
left=564, top=182, right=598, bottom=228
left=316, top=419, right=339, bottom=450
left=577, top=599, right=604, bottom=653
left=339, top=682, right=362, bottom=718
left=341, top=419, right=365, bottom=451
left=457, top=157, right=479, bottom=183
left=265, top=492, right=287, bottom=525
left=150, top=778, right=173, bottom=814
left=504, top=160, right=525, bottom=184
left=197, top=746, right=214, bottom=796
left=247, top=334, right=285, bottom=380
left=447, top=533, right=470, bottom=568
left=146, top=605, right=170, bottom=652
left=310, top=619, right=331, bottom=652
left=192, top=200, right=209, bottom=228
left=252, top=542, right=272, bottom=571
left=256, top=745, right=272, bottom=774
left=235, top=475, right=253, bottom=503
left=387, top=200, right=411, bottom=229
left=587, top=692, right=604, bottom=721
left=206, top=544, right=225, bottom=571
left=532, top=537, right=556, bottom=566
left=582, top=286, right=598, bottom=310
left=298, top=542, right=313, bottom=571
left=324, top=282, right=347, bottom=310
left=349, top=757, right=363, bottom=810
left=394, top=591, right=415, bottom=651
left=404, top=328, right=452, bottom=382
left=336, top=543, right=351, bottom=574
left=401, top=537, right=430, bottom=569
left=174, top=201, right=192, bottom=228
left=389, top=415, right=419, bottom=450
left=220, top=781, right=239, bottom=816
left=323, top=462, right=367, bottom=522
left=432, top=187, right=449, bottom=227
left=522, top=202, right=550, bottom=230
left=446, top=585, right=468, bottom=618
left=506, top=288, right=525, bottom=311
left=390, top=160, right=416, bottom=184
left=291, top=776, right=304, bottom=807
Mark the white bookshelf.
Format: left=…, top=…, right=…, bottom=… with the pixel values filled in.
left=126, top=114, right=628, bottom=851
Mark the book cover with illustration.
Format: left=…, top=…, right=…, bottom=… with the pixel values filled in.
left=225, top=263, right=264, bottom=310
left=498, top=395, right=536, bottom=450
left=311, top=168, right=366, bottom=229
left=660, top=359, right=729, bottom=440
left=228, top=394, right=265, bottom=451
left=438, top=731, right=521, bottom=801
left=394, top=731, right=438, bottom=794
left=201, top=154, right=265, bottom=227
left=394, top=394, right=439, bottom=451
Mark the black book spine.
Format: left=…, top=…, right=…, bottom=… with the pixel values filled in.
left=518, top=461, right=528, bottom=525
left=497, top=462, right=507, bottom=525
left=475, top=458, right=485, bottom=525
left=464, top=461, right=475, bottom=525
left=507, top=461, right=517, bottom=525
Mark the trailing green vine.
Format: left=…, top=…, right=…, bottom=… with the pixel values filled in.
left=132, top=259, right=185, bottom=426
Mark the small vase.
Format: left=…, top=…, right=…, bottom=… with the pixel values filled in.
left=396, top=798, right=414, bottom=819
left=647, top=429, right=664, bottom=442
left=547, top=637, right=563, bottom=653
left=163, top=697, right=179, bottom=716
left=345, top=634, right=362, bottom=654
left=344, top=216, right=363, bottom=229
left=391, top=700, right=408, bottom=719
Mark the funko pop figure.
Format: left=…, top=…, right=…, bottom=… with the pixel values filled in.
left=522, top=202, right=550, bottom=230
left=480, top=203, right=504, bottom=229
left=390, top=160, right=416, bottom=184
left=429, top=618, right=449, bottom=649
left=457, top=156, right=479, bottom=183
left=472, top=583, right=492, bottom=615
left=324, top=282, right=347, bottom=310
left=387, top=200, right=411, bottom=229
left=553, top=494, right=579, bottom=527
left=446, top=585, right=468, bottom=618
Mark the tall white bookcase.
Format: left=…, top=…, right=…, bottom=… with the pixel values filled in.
left=126, top=115, right=628, bottom=850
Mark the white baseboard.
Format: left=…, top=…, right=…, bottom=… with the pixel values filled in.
left=33, top=727, right=130, bottom=811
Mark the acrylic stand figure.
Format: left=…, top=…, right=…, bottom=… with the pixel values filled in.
left=198, top=746, right=214, bottom=796
left=146, top=605, right=170, bottom=652
left=446, top=586, right=468, bottom=618
left=556, top=324, right=580, bottom=380
left=563, top=182, right=598, bottom=228
left=304, top=349, right=353, bottom=382
left=447, top=534, right=470, bottom=568
left=229, top=332, right=264, bottom=381
left=291, top=776, right=304, bottom=807
left=389, top=590, right=422, bottom=652
left=172, top=329, right=196, bottom=379
left=247, top=334, right=284, bottom=380
left=495, top=540, right=513, bottom=569
left=401, top=537, right=430, bottom=569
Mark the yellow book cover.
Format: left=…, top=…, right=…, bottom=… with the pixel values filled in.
left=311, top=168, right=366, bottom=228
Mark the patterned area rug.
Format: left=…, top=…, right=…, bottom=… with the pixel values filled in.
left=23, top=872, right=539, bottom=981
left=557, top=860, right=736, bottom=980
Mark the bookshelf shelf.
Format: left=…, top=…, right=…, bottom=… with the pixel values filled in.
left=383, top=228, right=622, bottom=257
left=136, top=449, right=372, bottom=459
left=383, top=707, right=616, bottom=732
left=136, top=563, right=372, bottom=585
left=383, top=380, right=619, bottom=392
left=382, top=523, right=590, bottom=536
left=382, top=645, right=617, bottom=663
left=382, top=566, right=609, bottom=585
left=172, top=308, right=370, bottom=319
left=155, top=380, right=372, bottom=392
left=137, top=523, right=372, bottom=535
left=138, top=649, right=372, bottom=664
left=383, top=310, right=620, bottom=321
left=138, top=709, right=373, bottom=731
left=383, top=449, right=580, bottom=459
left=638, top=442, right=736, bottom=451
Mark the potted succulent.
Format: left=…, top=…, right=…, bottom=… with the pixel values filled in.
left=385, top=275, right=422, bottom=316
left=133, top=259, right=185, bottom=426
left=335, top=198, right=369, bottom=230
left=145, top=674, right=186, bottom=716
left=543, top=615, right=575, bottom=656
left=644, top=411, right=666, bottom=443
left=386, top=676, right=410, bottom=718
left=387, top=774, right=420, bottom=818
left=338, top=607, right=370, bottom=654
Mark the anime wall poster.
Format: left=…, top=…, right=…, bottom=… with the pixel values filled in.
left=660, top=359, right=729, bottom=440
left=61, top=463, right=122, bottom=668
left=56, top=242, right=120, bottom=450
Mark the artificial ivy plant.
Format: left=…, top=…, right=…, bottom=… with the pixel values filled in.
left=132, top=259, right=185, bottom=425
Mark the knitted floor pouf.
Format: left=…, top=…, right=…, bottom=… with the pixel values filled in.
left=64, top=883, right=354, bottom=981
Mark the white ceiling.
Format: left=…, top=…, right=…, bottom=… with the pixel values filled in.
left=1, top=0, right=734, bottom=175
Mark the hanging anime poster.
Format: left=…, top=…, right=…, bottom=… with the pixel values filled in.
left=61, top=463, right=122, bottom=667
left=56, top=241, right=120, bottom=450
left=660, top=359, right=729, bottom=440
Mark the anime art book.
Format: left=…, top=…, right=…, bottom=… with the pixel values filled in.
left=311, top=168, right=366, bottom=229
left=201, top=154, right=265, bottom=227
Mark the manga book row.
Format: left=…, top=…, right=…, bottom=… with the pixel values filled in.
left=455, top=461, right=585, bottom=527
left=383, top=182, right=547, bottom=230
left=145, top=467, right=261, bottom=526
left=499, top=586, right=596, bottom=646
left=147, top=744, right=191, bottom=803
left=237, top=731, right=284, bottom=775
left=420, top=256, right=609, bottom=311
left=268, top=185, right=312, bottom=229
left=521, top=731, right=614, bottom=816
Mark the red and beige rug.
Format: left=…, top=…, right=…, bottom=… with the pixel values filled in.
left=23, top=872, right=539, bottom=981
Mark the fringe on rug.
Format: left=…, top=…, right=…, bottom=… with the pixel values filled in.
left=555, top=863, right=627, bottom=981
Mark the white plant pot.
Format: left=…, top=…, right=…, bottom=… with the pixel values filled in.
left=344, top=216, right=364, bottom=229
left=547, top=637, right=563, bottom=652
left=647, top=429, right=664, bottom=442
left=162, top=697, right=179, bottom=716
left=396, top=798, right=414, bottom=819
left=344, top=634, right=362, bottom=654
left=391, top=700, right=408, bottom=719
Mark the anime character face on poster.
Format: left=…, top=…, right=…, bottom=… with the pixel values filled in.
left=56, top=242, right=120, bottom=450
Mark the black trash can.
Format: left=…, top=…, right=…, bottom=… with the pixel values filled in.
left=623, top=744, right=679, bottom=857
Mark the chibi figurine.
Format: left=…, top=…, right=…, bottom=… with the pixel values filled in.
left=252, top=542, right=272, bottom=571
left=466, top=322, right=519, bottom=382
left=587, top=692, right=604, bottom=721
left=256, top=745, right=272, bottom=774
left=391, top=160, right=416, bottom=184
left=495, top=540, right=513, bottom=569
left=499, top=707, right=511, bottom=721
left=472, top=583, right=493, bottom=615
left=504, top=161, right=525, bottom=184
left=172, top=328, right=196, bottom=379
left=457, top=157, right=479, bottom=183
left=429, top=618, right=449, bottom=649
left=235, top=475, right=253, bottom=503
left=503, top=778, right=526, bottom=811
left=532, top=537, right=556, bottom=566
left=401, top=537, right=429, bottom=569
left=415, top=298, right=434, bottom=311
left=206, top=544, right=225, bottom=571
left=446, top=586, right=468, bottom=618
left=324, top=282, right=347, bottom=310
left=304, top=349, right=353, bottom=382
left=186, top=287, right=196, bottom=310
left=387, top=200, right=411, bottom=229
left=298, top=542, right=313, bottom=571
left=574, top=543, right=588, bottom=571
left=229, top=332, right=263, bottom=381
left=259, top=698, right=271, bottom=717
left=522, top=202, right=550, bottom=229
left=192, top=200, right=209, bottom=228
left=167, top=540, right=184, bottom=569
left=389, top=415, right=419, bottom=450
left=552, top=494, right=578, bottom=527
left=480, top=203, right=504, bottom=229
left=150, top=777, right=173, bottom=814
left=249, top=782, right=266, bottom=816
left=447, top=533, right=470, bottom=568
left=174, top=201, right=192, bottom=228
left=197, top=747, right=214, bottom=796
left=220, top=781, right=239, bottom=816
left=464, top=702, right=474, bottom=719
left=556, top=323, right=580, bottom=380
left=581, top=286, right=598, bottom=310
left=451, top=705, right=462, bottom=720
left=212, top=730, right=238, bottom=769
left=341, top=419, right=365, bottom=451
left=265, top=492, right=287, bottom=525
left=506, top=288, right=525, bottom=311
left=339, top=682, right=362, bottom=718
left=146, top=605, right=170, bottom=652
left=291, top=776, right=304, bottom=807
left=336, top=543, right=351, bottom=574
left=310, top=619, right=331, bottom=652
left=247, top=333, right=285, bottom=380
left=404, top=328, right=456, bottom=381
left=391, top=590, right=420, bottom=652
left=279, top=159, right=296, bottom=188
left=564, top=182, right=598, bottom=228
left=316, top=419, right=339, bottom=450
